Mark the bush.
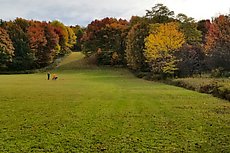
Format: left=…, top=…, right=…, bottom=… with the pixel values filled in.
left=211, top=68, right=223, bottom=77
left=97, top=51, right=113, bottom=65
left=199, top=81, right=219, bottom=94
left=171, top=78, right=230, bottom=101
left=214, top=85, right=230, bottom=101
left=135, top=71, right=149, bottom=78
left=97, top=51, right=123, bottom=66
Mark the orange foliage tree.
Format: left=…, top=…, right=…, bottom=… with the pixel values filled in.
left=27, top=21, right=60, bottom=67
left=0, top=27, right=14, bottom=69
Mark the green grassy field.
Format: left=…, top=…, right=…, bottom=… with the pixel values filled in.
left=0, top=53, right=229, bottom=152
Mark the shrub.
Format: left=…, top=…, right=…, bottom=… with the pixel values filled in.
left=171, top=78, right=230, bottom=101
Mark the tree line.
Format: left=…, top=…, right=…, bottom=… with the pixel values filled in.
left=0, top=18, right=81, bottom=71
left=0, top=3, right=229, bottom=78
left=81, top=4, right=230, bottom=78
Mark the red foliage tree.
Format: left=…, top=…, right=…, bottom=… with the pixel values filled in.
left=42, top=22, right=59, bottom=64
left=205, top=15, right=230, bottom=71
left=82, top=17, right=128, bottom=65
left=28, top=21, right=59, bottom=67
left=27, top=21, right=47, bottom=67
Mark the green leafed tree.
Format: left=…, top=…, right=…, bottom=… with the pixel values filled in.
left=145, top=3, right=175, bottom=23
left=4, top=18, right=35, bottom=70
left=144, top=22, right=185, bottom=76
left=177, top=13, right=202, bottom=45
left=71, top=25, right=84, bottom=51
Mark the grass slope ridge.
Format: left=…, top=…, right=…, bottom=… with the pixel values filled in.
left=56, top=52, right=97, bottom=70
left=0, top=53, right=229, bottom=152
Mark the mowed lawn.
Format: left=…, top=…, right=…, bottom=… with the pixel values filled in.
left=0, top=55, right=230, bottom=152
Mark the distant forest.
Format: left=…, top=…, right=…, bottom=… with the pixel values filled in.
left=0, top=4, right=229, bottom=77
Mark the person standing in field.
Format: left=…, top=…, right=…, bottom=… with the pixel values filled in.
left=47, top=72, right=50, bottom=80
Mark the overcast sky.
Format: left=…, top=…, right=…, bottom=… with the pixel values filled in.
left=0, top=0, right=229, bottom=26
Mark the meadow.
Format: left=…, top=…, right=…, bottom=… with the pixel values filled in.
left=0, top=53, right=229, bottom=152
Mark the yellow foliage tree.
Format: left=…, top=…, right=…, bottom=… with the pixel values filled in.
left=66, top=27, right=77, bottom=49
left=144, top=22, right=185, bottom=75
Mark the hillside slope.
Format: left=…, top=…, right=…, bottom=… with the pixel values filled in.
left=56, top=52, right=97, bottom=70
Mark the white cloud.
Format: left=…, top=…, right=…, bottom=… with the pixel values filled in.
left=0, top=0, right=229, bottom=26
left=155, top=0, right=230, bottom=20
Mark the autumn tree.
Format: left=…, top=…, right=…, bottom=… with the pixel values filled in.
left=71, top=25, right=84, bottom=51
left=145, top=3, right=175, bottom=23
left=51, top=20, right=72, bottom=55
left=4, top=18, right=35, bottom=70
left=197, top=19, right=211, bottom=44
left=82, top=18, right=128, bottom=65
left=0, top=18, right=75, bottom=70
left=27, top=21, right=61, bottom=67
left=205, top=15, right=230, bottom=71
left=66, top=26, right=77, bottom=49
left=42, top=22, right=60, bottom=65
left=144, top=22, right=185, bottom=76
left=0, top=27, right=14, bottom=69
left=125, top=20, right=149, bottom=71
left=27, top=21, right=47, bottom=67
left=128, top=16, right=145, bottom=27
